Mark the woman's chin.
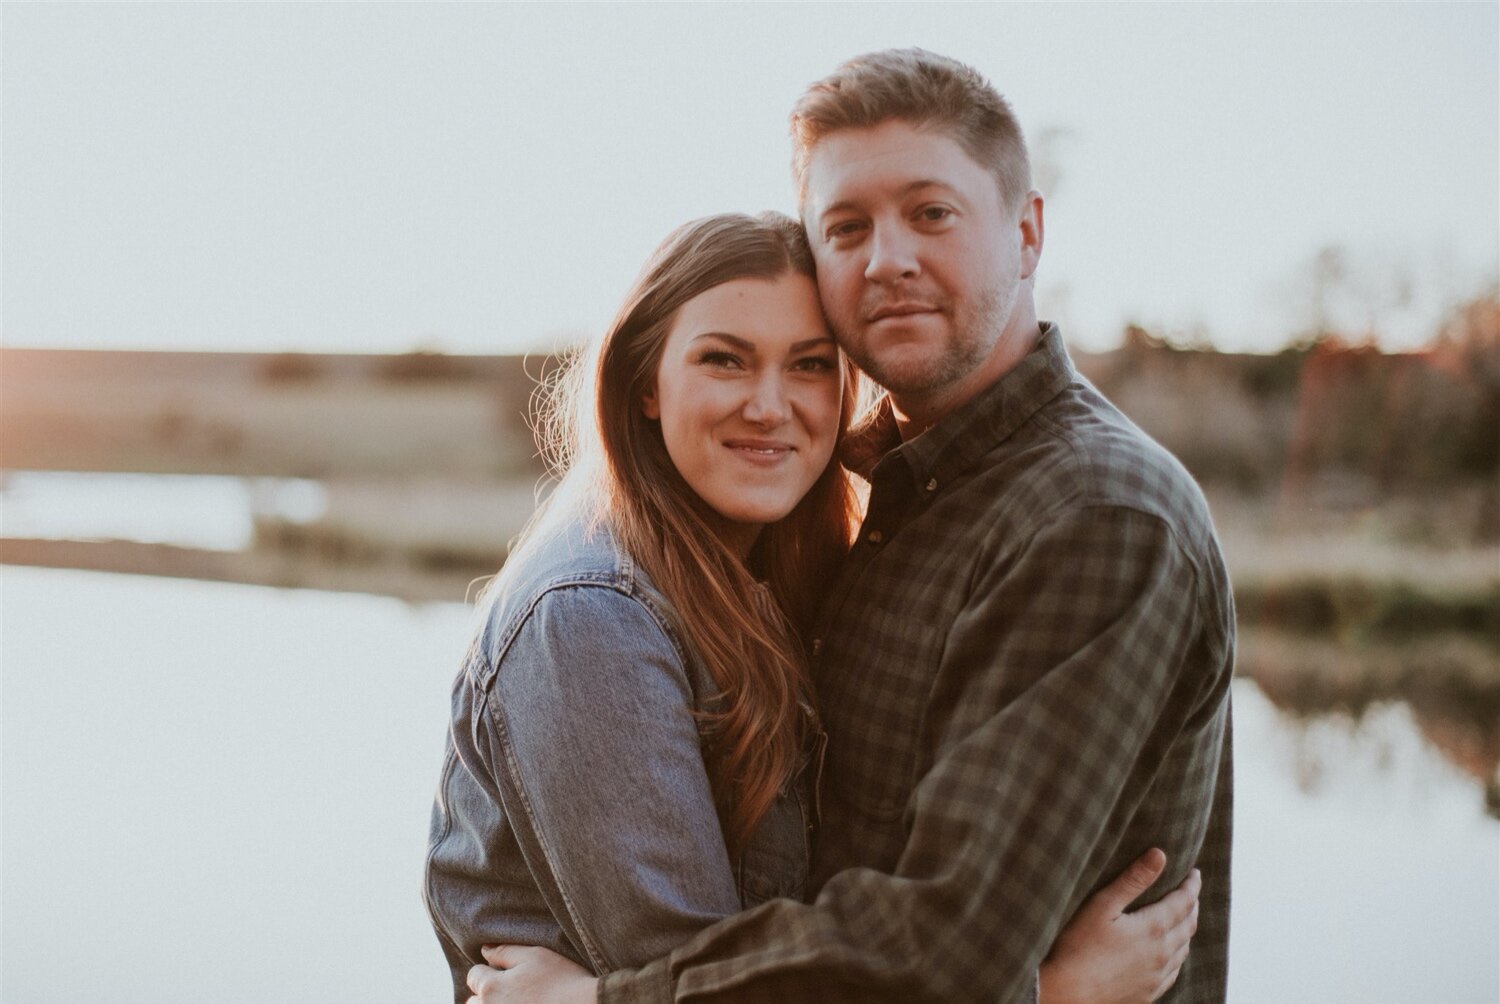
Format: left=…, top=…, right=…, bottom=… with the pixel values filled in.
left=700, top=483, right=804, bottom=529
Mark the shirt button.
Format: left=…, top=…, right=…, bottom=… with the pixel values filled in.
left=925, top=478, right=938, bottom=492
left=867, top=530, right=884, bottom=545
left=811, top=638, right=823, bottom=656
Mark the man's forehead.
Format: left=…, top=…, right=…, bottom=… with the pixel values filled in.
left=799, top=122, right=988, bottom=215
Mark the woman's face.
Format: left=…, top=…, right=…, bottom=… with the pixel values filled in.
left=642, top=272, right=843, bottom=554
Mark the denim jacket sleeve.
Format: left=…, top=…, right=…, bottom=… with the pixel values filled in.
left=462, top=582, right=742, bottom=973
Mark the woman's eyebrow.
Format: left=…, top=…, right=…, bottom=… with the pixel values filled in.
left=690, top=331, right=755, bottom=350
left=689, top=332, right=835, bottom=353
left=790, top=336, right=837, bottom=353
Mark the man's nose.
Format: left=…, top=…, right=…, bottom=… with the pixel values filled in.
left=742, top=373, right=790, bottom=427
left=864, top=225, right=920, bottom=284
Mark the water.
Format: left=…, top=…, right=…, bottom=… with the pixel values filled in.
left=2, top=567, right=456, bottom=1001
left=0, top=471, right=326, bottom=549
left=1229, top=689, right=1499, bottom=1002
left=2, top=566, right=1496, bottom=1003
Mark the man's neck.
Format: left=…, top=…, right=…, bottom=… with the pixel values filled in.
left=890, top=319, right=1043, bottom=442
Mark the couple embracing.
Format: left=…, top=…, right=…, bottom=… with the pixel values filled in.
left=425, top=48, right=1234, bottom=1004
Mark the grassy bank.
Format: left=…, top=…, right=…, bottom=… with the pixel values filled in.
left=1235, top=578, right=1500, bottom=645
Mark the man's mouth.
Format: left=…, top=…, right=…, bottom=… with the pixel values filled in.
left=867, top=302, right=939, bottom=322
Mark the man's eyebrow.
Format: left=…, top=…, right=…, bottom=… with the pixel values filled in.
left=817, top=179, right=959, bottom=221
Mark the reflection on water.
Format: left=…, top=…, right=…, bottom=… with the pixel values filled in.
left=1239, top=627, right=1500, bottom=819
left=3, top=568, right=1497, bottom=1003
left=1228, top=682, right=1499, bottom=1004
left=1415, top=709, right=1500, bottom=817
left=1271, top=699, right=1500, bottom=820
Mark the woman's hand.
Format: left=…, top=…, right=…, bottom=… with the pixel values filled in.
left=1039, top=848, right=1200, bottom=1004
left=466, top=945, right=598, bottom=1004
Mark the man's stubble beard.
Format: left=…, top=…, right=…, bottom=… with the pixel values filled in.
left=833, top=285, right=1007, bottom=400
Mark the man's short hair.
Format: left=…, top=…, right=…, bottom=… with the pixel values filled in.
left=791, top=48, right=1032, bottom=210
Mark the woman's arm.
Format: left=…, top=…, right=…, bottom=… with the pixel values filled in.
left=428, top=583, right=743, bottom=984
left=488, top=585, right=744, bottom=970
left=463, top=854, right=1200, bottom=1004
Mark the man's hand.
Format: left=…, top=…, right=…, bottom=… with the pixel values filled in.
left=1039, top=849, right=1200, bottom=1004
left=466, top=945, right=598, bottom=1004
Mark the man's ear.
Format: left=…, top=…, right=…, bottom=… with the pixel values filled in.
left=1018, top=190, right=1045, bottom=280
left=641, top=387, right=660, bottom=420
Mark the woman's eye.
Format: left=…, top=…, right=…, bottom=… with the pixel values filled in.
left=699, top=351, right=743, bottom=370
left=826, top=221, right=865, bottom=241
left=794, top=355, right=838, bottom=373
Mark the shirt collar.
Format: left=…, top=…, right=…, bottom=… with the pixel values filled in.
left=840, top=322, right=1075, bottom=490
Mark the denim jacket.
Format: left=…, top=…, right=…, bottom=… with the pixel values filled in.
left=424, top=514, right=814, bottom=1001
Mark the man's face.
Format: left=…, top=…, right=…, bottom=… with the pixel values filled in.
left=800, top=119, right=1040, bottom=410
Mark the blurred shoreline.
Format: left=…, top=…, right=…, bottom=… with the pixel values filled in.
left=4, top=333, right=1497, bottom=811
left=4, top=336, right=1494, bottom=618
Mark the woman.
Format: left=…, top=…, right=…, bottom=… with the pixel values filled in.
left=425, top=212, right=1196, bottom=1003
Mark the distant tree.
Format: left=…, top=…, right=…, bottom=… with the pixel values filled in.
left=1432, top=287, right=1500, bottom=492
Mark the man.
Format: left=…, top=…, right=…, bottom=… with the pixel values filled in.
left=478, top=48, right=1233, bottom=1003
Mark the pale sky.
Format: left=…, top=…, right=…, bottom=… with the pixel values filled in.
left=5, top=2, right=1496, bottom=354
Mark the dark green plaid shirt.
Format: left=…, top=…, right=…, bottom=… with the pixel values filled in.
left=600, top=324, right=1235, bottom=1003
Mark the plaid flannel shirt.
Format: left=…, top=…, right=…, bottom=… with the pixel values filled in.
left=599, top=324, right=1235, bottom=1003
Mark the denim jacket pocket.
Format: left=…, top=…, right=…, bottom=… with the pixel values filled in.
left=736, top=768, right=813, bottom=907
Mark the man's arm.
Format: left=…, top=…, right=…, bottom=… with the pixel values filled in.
left=599, top=504, right=1229, bottom=1003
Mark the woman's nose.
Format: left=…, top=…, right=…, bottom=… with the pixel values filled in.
left=741, top=374, right=790, bottom=427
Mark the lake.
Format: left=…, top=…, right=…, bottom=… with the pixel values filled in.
left=2, top=565, right=1496, bottom=1003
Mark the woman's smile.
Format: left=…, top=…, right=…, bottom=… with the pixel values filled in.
left=641, top=272, right=842, bottom=549
left=724, top=438, right=796, bottom=462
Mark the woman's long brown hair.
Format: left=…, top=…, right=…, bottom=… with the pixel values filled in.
left=532, top=212, right=859, bottom=858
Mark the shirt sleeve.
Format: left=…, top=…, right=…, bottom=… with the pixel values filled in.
left=483, top=584, right=743, bottom=973
left=598, top=505, right=1225, bottom=1004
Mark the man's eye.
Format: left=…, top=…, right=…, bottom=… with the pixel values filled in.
left=826, top=221, right=865, bottom=241
left=918, top=206, right=953, bottom=223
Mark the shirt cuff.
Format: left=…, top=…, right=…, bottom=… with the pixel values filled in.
left=597, top=960, right=674, bottom=1004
